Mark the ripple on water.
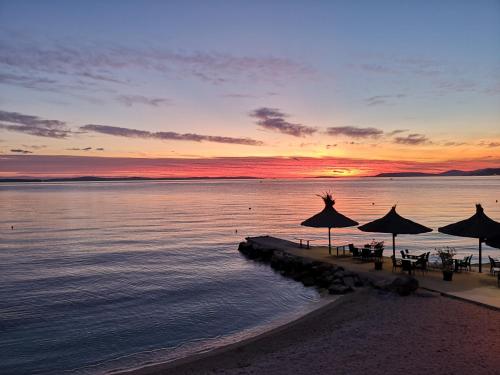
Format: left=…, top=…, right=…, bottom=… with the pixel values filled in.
left=1, top=177, right=499, bottom=374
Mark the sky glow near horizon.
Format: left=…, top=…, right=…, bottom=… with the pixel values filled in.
left=0, top=0, right=499, bottom=177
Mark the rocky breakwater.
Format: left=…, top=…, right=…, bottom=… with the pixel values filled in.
left=238, top=238, right=419, bottom=296
left=238, top=240, right=362, bottom=295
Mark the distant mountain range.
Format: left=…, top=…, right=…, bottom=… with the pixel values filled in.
left=0, top=176, right=259, bottom=183
left=375, top=168, right=500, bottom=178
left=1, top=168, right=499, bottom=182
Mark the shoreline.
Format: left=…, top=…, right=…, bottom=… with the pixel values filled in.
left=117, top=234, right=500, bottom=375
left=112, top=294, right=342, bottom=375
left=116, top=288, right=500, bottom=375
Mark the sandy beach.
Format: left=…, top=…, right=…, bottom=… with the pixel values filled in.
left=125, top=288, right=500, bottom=375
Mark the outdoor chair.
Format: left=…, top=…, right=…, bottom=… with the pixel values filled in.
left=361, top=248, right=372, bottom=262
left=400, top=250, right=406, bottom=259
left=401, top=259, right=413, bottom=273
left=489, top=256, right=500, bottom=275
left=391, top=255, right=403, bottom=273
left=456, top=255, right=472, bottom=272
left=350, top=246, right=362, bottom=261
left=466, top=254, right=473, bottom=271
left=349, top=243, right=360, bottom=255
left=414, top=253, right=428, bottom=274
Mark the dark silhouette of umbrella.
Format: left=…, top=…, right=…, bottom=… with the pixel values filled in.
left=358, top=205, right=432, bottom=258
left=438, top=204, right=500, bottom=273
left=486, top=236, right=500, bottom=249
left=301, top=193, right=358, bottom=254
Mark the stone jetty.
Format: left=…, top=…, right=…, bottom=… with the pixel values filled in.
left=238, top=236, right=419, bottom=296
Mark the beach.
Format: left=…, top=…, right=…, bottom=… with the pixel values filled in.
left=127, top=288, right=500, bottom=375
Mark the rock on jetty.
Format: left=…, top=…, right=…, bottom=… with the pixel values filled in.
left=238, top=236, right=419, bottom=296
left=238, top=239, right=362, bottom=295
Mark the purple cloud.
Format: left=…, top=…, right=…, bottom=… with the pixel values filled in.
left=116, top=95, right=172, bottom=107
left=386, top=129, right=408, bottom=136
left=359, top=64, right=397, bottom=74
left=325, top=126, right=383, bottom=138
left=80, top=72, right=126, bottom=84
left=393, top=133, right=430, bottom=145
left=0, top=72, right=59, bottom=92
left=355, top=56, right=443, bottom=77
left=250, top=107, right=317, bottom=137
left=365, top=94, right=406, bottom=106
left=433, top=79, right=478, bottom=95
left=80, top=124, right=263, bottom=146
left=10, top=148, right=32, bottom=154
left=22, top=144, right=47, bottom=150
left=483, top=81, right=500, bottom=95
left=478, top=141, right=500, bottom=148
left=223, top=93, right=257, bottom=99
left=80, top=125, right=150, bottom=138
left=67, top=147, right=93, bottom=151
left=443, top=141, right=468, bottom=147
left=0, top=34, right=314, bottom=91
left=0, top=110, right=72, bottom=138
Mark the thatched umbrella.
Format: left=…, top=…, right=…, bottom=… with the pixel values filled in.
left=438, top=204, right=500, bottom=273
left=486, top=236, right=500, bottom=249
left=358, top=205, right=433, bottom=258
left=301, top=193, right=358, bottom=254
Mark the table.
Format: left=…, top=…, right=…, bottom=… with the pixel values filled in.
left=334, top=244, right=350, bottom=256
left=398, top=258, right=418, bottom=275
left=296, top=238, right=313, bottom=249
left=405, top=252, right=426, bottom=260
left=453, top=255, right=474, bottom=272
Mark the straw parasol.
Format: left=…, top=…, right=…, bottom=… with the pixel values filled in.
left=358, top=205, right=433, bottom=258
left=301, top=192, right=358, bottom=254
left=486, top=236, right=500, bottom=249
left=438, top=204, right=500, bottom=273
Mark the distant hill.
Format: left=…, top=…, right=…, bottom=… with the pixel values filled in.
left=375, top=168, right=500, bottom=178
left=2, top=168, right=499, bottom=182
left=375, top=172, right=433, bottom=177
left=0, top=176, right=260, bottom=183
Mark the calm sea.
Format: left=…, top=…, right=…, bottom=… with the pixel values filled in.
left=1, top=177, right=499, bottom=374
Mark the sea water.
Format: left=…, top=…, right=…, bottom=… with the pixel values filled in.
left=1, top=177, right=499, bottom=374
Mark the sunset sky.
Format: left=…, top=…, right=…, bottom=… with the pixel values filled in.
left=1, top=0, right=499, bottom=177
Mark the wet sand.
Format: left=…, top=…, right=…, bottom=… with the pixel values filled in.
left=124, top=289, right=500, bottom=375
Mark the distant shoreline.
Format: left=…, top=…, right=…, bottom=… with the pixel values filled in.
left=374, top=167, right=500, bottom=178
left=0, top=176, right=261, bottom=183
left=1, top=167, right=499, bottom=183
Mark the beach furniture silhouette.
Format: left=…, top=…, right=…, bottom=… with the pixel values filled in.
left=301, top=193, right=358, bottom=254
left=358, top=205, right=432, bottom=258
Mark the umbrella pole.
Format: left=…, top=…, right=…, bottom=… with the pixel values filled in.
left=328, top=227, right=331, bottom=255
left=479, top=238, right=482, bottom=273
left=392, top=233, right=396, bottom=258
